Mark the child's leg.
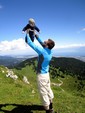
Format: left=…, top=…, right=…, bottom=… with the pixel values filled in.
left=29, top=34, right=34, bottom=42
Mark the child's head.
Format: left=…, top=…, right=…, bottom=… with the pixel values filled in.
left=29, top=18, right=35, bottom=27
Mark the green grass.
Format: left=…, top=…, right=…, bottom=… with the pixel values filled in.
left=0, top=65, right=85, bottom=113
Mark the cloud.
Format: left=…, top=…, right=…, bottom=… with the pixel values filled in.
left=0, top=38, right=85, bottom=55
left=77, top=27, right=85, bottom=34
left=0, top=38, right=39, bottom=55
left=54, top=43, right=85, bottom=49
left=53, top=43, right=85, bottom=56
left=0, top=38, right=26, bottom=51
left=81, top=28, right=85, bottom=31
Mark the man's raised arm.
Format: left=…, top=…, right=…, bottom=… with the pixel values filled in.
left=35, top=34, right=45, bottom=48
left=25, top=34, right=42, bottom=55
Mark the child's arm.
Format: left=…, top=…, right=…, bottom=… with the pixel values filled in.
left=35, top=26, right=40, bottom=33
left=22, top=24, right=30, bottom=32
left=22, top=25, right=28, bottom=32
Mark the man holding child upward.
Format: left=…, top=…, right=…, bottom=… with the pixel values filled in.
left=25, top=18, right=55, bottom=113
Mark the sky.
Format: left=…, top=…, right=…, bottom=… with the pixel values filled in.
left=0, top=0, right=85, bottom=56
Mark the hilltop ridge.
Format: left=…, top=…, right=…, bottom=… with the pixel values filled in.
left=14, top=56, right=85, bottom=80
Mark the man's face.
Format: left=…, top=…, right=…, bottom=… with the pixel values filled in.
left=44, top=40, right=48, bottom=45
left=44, top=40, right=50, bottom=47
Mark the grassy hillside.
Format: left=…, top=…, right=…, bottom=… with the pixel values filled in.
left=51, top=57, right=85, bottom=80
left=0, top=57, right=85, bottom=113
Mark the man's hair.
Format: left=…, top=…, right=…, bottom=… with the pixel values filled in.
left=47, top=39, right=55, bottom=49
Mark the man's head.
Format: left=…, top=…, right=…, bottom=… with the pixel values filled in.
left=44, top=39, right=55, bottom=49
left=29, top=18, right=35, bottom=27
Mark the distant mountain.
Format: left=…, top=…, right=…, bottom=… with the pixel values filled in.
left=74, top=56, right=85, bottom=62
left=0, top=56, right=26, bottom=68
left=0, top=55, right=37, bottom=68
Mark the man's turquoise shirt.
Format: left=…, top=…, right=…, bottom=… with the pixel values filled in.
left=26, top=34, right=52, bottom=74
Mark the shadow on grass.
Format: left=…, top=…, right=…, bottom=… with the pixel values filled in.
left=0, top=104, right=44, bottom=113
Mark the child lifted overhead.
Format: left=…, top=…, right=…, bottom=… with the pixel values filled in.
left=22, top=18, right=40, bottom=42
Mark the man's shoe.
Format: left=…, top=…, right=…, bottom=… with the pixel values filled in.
left=46, top=109, right=54, bottom=113
left=49, top=108, right=54, bottom=113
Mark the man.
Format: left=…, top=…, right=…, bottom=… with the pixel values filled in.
left=25, top=34, right=55, bottom=113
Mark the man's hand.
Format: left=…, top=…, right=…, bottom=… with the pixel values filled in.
left=35, top=34, right=39, bottom=39
left=39, top=30, right=41, bottom=34
left=22, top=31, right=25, bottom=34
left=26, top=29, right=30, bottom=34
